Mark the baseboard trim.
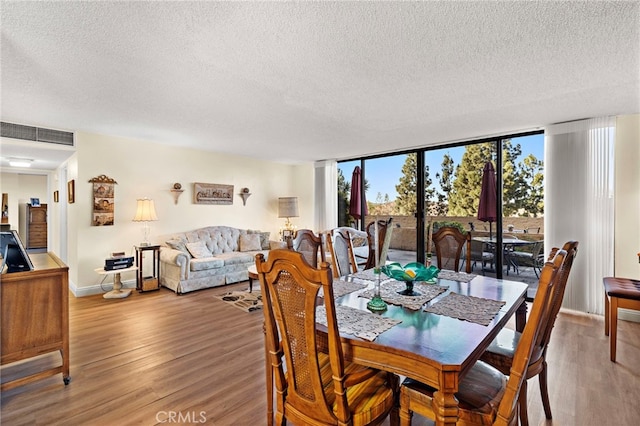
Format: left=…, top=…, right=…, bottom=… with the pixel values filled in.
left=619, top=308, right=640, bottom=323
left=71, top=278, right=137, bottom=297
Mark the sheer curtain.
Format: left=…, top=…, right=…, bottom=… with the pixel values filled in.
left=314, top=160, right=337, bottom=233
left=545, top=117, right=615, bottom=315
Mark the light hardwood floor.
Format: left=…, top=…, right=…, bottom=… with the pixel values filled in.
left=2, top=282, right=639, bottom=425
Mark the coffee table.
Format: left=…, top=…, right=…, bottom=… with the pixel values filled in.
left=247, top=264, right=258, bottom=293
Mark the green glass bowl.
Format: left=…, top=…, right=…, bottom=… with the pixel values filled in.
left=381, top=262, right=440, bottom=295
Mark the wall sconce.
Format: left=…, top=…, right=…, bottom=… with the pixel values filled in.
left=170, top=183, right=184, bottom=205
left=133, top=198, right=159, bottom=246
left=239, top=188, right=251, bottom=206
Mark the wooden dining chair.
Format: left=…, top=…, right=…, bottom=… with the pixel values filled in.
left=479, top=241, right=578, bottom=426
left=291, top=229, right=325, bottom=268
left=604, top=276, right=640, bottom=362
left=255, top=249, right=399, bottom=425
left=364, top=218, right=393, bottom=269
left=399, top=249, right=566, bottom=426
left=326, top=227, right=358, bottom=278
left=431, top=226, right=471, bottom=273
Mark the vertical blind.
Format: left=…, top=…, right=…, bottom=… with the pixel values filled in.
left=545, top=117, right=615, bottom=315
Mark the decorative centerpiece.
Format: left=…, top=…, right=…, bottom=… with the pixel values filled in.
left=381, top=262, right=440, bottom=296
left=367, top=219, right=388, bottom=312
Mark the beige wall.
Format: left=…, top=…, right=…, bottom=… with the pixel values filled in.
left=614, top=114, right=640, bottom=279
left=61, top=131, right=313, bottom=295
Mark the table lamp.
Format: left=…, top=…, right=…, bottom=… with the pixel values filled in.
left=278, top=197, right=299, bottom=246
left=133, top=198, right=158, bottom=246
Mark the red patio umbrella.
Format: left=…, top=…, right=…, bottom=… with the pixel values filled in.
left=478, top=161, right=497, bottom=239
left=349, top=166, right=368, bottom=228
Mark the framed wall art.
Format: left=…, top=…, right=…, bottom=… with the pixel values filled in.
left=67, top=180, right=75, bottom=204
left=88, top=175, right=117, bottom=226
left=193, top=182, right=234, bottom=205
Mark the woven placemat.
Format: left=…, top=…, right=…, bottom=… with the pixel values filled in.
left=436, top=270, right=477, bottom=283
left=360, top=280, right=448, bottom=311
left=318, top=279, right=367, bottom=299
left=316, top=305, right=401, bottom=341
left=424, top=292, right=505, bottom=326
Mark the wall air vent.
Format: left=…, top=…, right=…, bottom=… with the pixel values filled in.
left=1, top=122, right=74, bottom=146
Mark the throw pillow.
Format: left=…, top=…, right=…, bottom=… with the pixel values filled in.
left=239, top=233, right=262, bottom=252
left=270, top=241, right=288, bottom=250
left=186, top=241, right=212, bottom=258
left=166, top=239, right=189, bottom=254
left=259, top=231, right=271, bottom=250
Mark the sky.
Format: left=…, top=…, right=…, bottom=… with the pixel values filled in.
left=339, top=133, right=544, bottom=202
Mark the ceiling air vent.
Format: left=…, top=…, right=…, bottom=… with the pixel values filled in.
left=1, top=122, right=74, bottom=146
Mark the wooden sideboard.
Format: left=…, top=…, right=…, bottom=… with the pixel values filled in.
left=1, top=252, right=70, bottom=390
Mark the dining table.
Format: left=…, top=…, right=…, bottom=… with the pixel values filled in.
left=314, top=271, right=528, bottom=426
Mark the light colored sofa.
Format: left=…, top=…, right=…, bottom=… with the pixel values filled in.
left=158, top=226, right=272, bottom=294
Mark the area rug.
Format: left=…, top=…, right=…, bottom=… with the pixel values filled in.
left=214, top=290, right=263, bottom=312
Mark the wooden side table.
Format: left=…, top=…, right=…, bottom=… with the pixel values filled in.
left=95, top=265, right=136, bottom=299
left=135, top=245, right=161, bottom=292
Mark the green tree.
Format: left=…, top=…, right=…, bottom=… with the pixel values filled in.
left=433, top=153, right=454, bottom=215
left=448, top=143, right=495, bottom=216
left=394, top=154, right=435, bottom=215
left=337, top=168, right=350, bottom=226
left=514, top=154, right=544, bottom=216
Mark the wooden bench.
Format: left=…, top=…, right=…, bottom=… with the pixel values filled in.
left=603, top=277, right=640, bottom=362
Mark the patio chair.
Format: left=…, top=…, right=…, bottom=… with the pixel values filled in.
left=431, top=226, right=471, bottom=273
left=256, top=250, right=399, bottom=425
left=399, top=250, right=566, bottom=426
left=509, top=240, right=545, bottom=278
left=467, top=238, right=495, bottom=273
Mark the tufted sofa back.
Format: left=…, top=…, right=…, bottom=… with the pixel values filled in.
left=161, top=226, right=244, bottom=255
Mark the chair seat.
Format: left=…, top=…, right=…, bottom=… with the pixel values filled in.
left=603, top=277, right=640, bottom=300
left=401, top=361, right=506, bottom=423
left=480, top=328, right=545, bottom=377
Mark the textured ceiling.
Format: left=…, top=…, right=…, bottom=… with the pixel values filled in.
left=1, top=1, right=639, bottom=170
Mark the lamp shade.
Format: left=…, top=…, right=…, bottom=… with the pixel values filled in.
left=278, top=197, right=299, bottom=218
left=133, top=198, right=158, bottom=222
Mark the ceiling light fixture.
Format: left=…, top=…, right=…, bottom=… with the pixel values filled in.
left=8, top=158, right=33, bottom=168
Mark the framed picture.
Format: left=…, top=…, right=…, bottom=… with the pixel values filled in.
left=53, top=190, right=59, bottom=203
left=89, top=175, right=117, bottom=226
left=67, top=180, right=75, bottom=204
left=30, top=198, right=40, bottom=207
left=193, top=182, right=234, bottom=205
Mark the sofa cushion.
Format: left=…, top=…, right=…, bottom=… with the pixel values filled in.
left=216, top=252, right=254, bottom=265
left=186, top=241, right=212, bottom=258
left=240, top=233, right=262, bottom=252
left=248, top=230, right=271, bottom=250
left=190, top=257, right=225, bottom=271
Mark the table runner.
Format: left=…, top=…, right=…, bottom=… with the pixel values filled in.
left=424, top=292, right=506, bottom=326
left=359, top=280, right=448, bottom=311
left=436, top=270, right=477, bottom=283
left=316, top=305, right=402, bottom=341
left=318, top=279, right=367, bottom=299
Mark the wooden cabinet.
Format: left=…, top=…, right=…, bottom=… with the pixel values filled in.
left=1, top=252, right=70, bottom=390
left=19, top=203, right=48, bottom=249
left=25, top=203, right=47, bottom=249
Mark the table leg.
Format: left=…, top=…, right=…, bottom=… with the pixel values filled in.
left=432, top=388, right=459, bottom=425
left=103, top=272, right=132, bottom=299
left=516, top=300, right=527, bottom=332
